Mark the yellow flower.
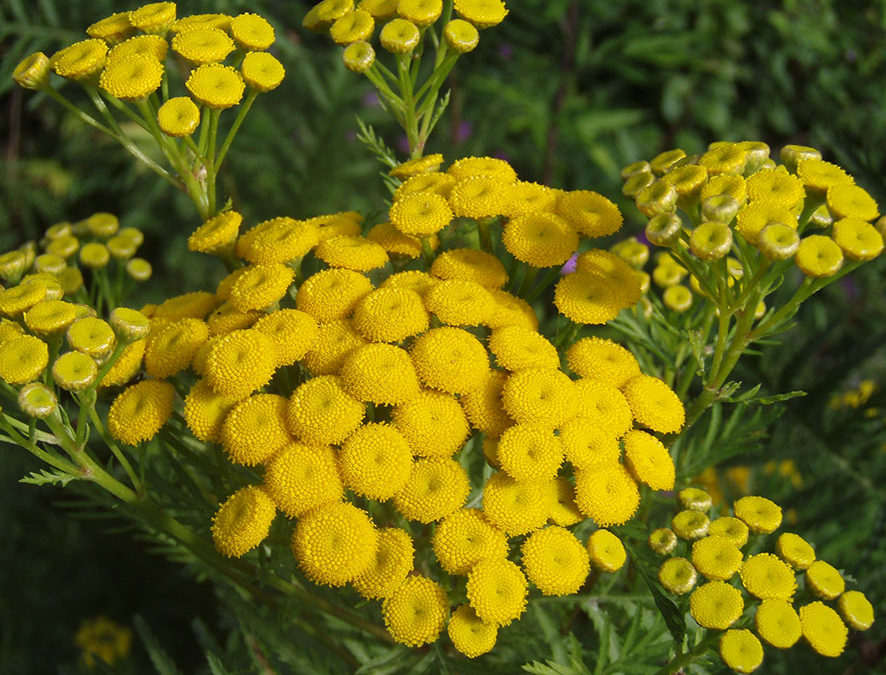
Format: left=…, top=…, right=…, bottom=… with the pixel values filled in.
left=708, top=516, right=749, bottom=548
left=340, top=342, right=420, bottom=404
left=586, top=528, right=627, bottom=573
left=837, top=590, right=875, bottom=631
left=301, top=319, right=366, bottom=375
left=448, top=605, right=497, bottom=658
left=211, top=485, right=277, bottom=558
left=448, top=176, right=512, bottom=219
left=352, top=287, right=428, bottom=342
left=339, top=422, right=413, bottom=499
left=144, top=317, right=208, bottom=378
left=459, top=369, right=513, bottom=437
left=87, top=13, right=136, bottom=43
left=52, top=351, right=98, bottom=392
left=775, top=532, right=815, bottom=571
left=557, top=190, right=623, bottom=237
left=154, top=291, right=218, bottom=320
left=430, top=247, right=508, bottom=288
left=172, top=27, right=234, bottom=64
left=832, top=217, right=884, bottom=261
left=691, top=535, right=743, bottom=581
left=186, top=63, right=245, bottom=109
left=503, top=181, right=558, bottom=217
left=359, top=0, right=400, bottom=20
left=228, top=263, right=294, bottom=312
left=719, top=629, right=764, bottom=674
left=379, top=17, right=420, bottom=52
left=394, top=457, right=469, bottom=523
left=453, top=0, right=509, bottom=29
left=68, top=317, right=116, bottom=358
left=330, top=9, right=375, bottom=44
left=739, top=553, right=796, bottom=601
left=746, top=167, right=806, bottom=209
left=648, top=528, right=677, bottom=556
left=755, top=598, right=801, bottom=648
left=291, top=501, right=378, bottom=587
left=107, top=380, right=176, bottom=445
left=241, top=51, right=285, bottom=92
left=432, top=508, right=508, bottom=575
left=295, top=268, right=373, bottom=321
left=827, top=183, right=879, bottom=221
left=129, top=3, right=177, bottom=34
left=621, top=374, right=685, bottom=434
left=75, top=617, right=132, bottom=668
left=13, top=52, right=51, bottom=90
left=520, top=525, right=590, bottom=595
left=574, top=464, right=640, bottom=527
left=393, top=389, right=470, bottom=457
left=488, top=325, right=559, bottom=371
left=701, top=173, right=747, bottom=206
left=23, top=299, right=77, bottom=336
left=735, top=201, right=797, bottom=245
left=342, top=40, right=376, bottom=72
left=501, top=367, right=577, bottom=428
left=252, top=309, right=318, bottom=368
left=733, top=495, right=782, bottom=534
left=689, top=221, right=732, bottom=260
left=699, top=143, right=746, bottom=175
left=171, top=14, right=233, bottom=33
left=565, top=336, right=638, bottom=388
left=390, top=191, right=453, bottom=236
left=672, top=509, right=710, bottom=540
left=99, top=340, right=146, bottom=388
left=126, top=258, right=153, bottom=281
left=188, top=210, right=240, bottom=252
left=425, top=278, right=496, bottom=327
left=467, top=557, right=527, bottom=627
left=410, top=326, right=489, bottom=394
left=389, top=153, right=444, bottom=180
left=663, top=163, right=708, bottom=198
left=444, top=18, right=480, bottom=52
left=352, top=527, right=414, bottom=600
left=221, top=393, right=290, bottom=466
left=650, top=148, right=686, bottom=174
left=481, top=471, right=551, bottom=536
left=487, top=288, right=539, bottom=330
left=805, top=560, right=844, bottom=600
left=554, top=270, right=628, bottom=325
left=636, top=180, right=678, bottom=217
left=559, top=418, right=620, bottom=469
left=795, top=234, right=844, bottom=277
left=496, top=423, right=563, bottom=482
left=51, top=39, right=108, bottom=80
left=502, top=212, right=579, bottom=268
left=395, top=172, right=456, bottom=200
left=658, top=557, right=697, bottom=594
left=799, top=602, right=848, bottom=657
left=366, top=221, right=428, bottom=259
left=382, top=575, right=448, bottom=647
left=263, top=442, right=343, bottom=517
left=690, top=580, right=744, bottom=629
left=204, top=328, right=277, bottom=397
left=662, top=284, right=692, bottom=312
left=447, top=155, right=517, bottom=182
left=796, top=158, right=854, bottom=195
left=17, top=382, right=57, bottom=419
left=205, top=304, right=261, bottom=337
left=623, top=429, right=675, bottom=491
left=108, top=34, right=168, bottom=64
left=230, top=13, right=276, bottom=50
left=182, top=379, right=240, bottom=443
left=397, top=0, right=442, bottom=26
left=286, top=374, right=364, bottom=445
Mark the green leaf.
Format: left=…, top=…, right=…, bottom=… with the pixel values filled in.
left=205, top=652, right=230, bottom=675
left=687, top=329, right=707, bottom=378
left=750, top=390, right=807, bottom=405
left=133, top=615, right=184, bottom=675
left=19, top=469, right=75, bottom=487
left=629, top=558, right=685, bottom=647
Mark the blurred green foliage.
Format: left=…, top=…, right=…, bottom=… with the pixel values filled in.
left=0, top=0, right=884, bottom=672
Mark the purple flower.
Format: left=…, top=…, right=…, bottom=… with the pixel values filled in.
left=561, top=252, right=579, bottom=275
left=362, top=91, right=380, bottom=108
left=456, top=120, right=473, bottom=143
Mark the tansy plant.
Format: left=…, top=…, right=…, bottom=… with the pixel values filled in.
left=3, top=1, right=879, bottom=672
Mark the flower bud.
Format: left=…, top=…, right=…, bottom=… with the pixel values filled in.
left=52, top=351, right=98, bottom=392
left=107, top=235, right=138, bottom=260
left=33, top=253, right=66, bottom=276
left=0, top=251, right=27, bottom=283
left=737, top=141, right=770, bottom=174
left=780, top=144, right=821, bottom=173
left=110, top=307, right=151, bottom=341
left=444, top=19, right=479, bottom=53
left=689, top=221, right=732, bottom=260
left=86, top=212, right=119, bottom=237
left=701, top=195, right=740, bottom=224
left=671, top=509, right=710, bottom=540
left=126, top=258, right=152, bottom=281
left=379, top=18, right=420, bottom=53
left=58, top=268, right=84, bottom=295
left=342, top=41, right=375, bottom=73
left=663, top=284, right=692, bottom=312
left=622, top=170, right=654, bottom=198
left=650, top=148, right=686, bottom=175
left=665, top=164, right=707, bottom=199
left=645, top=212, right=683, bottom=247
left=46, top=235, right=80, bottom=259
left=13, top=52, right=51, bottom=90
left=621, top=160, right=650, bottom=179
left=678, top=487, right=712, bottom=512
left=757, top=222, right=799, bottom=260
left=658, top=557, right=698, bottom=595
left=18, top=382, right=57, bottom=419
left=636, top=181, right=678, bottom=217
left=648, top=527, right=678, bottom=555
left=79, top=242, right=110, bottom=269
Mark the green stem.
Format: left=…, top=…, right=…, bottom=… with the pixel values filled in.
left=214, top=91, right=257, bottom=172
left=87, top=405, right=143, bottom=494
left=525, top=266, right=563, bottom=303
left=654, top=632, right=718, bottom=675
left=206, top=108, right=221, bottom=216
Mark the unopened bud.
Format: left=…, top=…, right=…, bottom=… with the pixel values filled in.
left=648, top=527, right=678, bottom=555
left=342, top=41, right=375, bottom=73
left=13, top=52, right=51, bottom=90
left=444, top=19, right=479, bottom=53
left=780, top=144, right=821, bottom=173
left=701, top=195, right=740, bottom=224
left=689, top=221, right=732, bottom=260
left=646, top=212, right=683, bottom=247
left=757, top=222, right=799, bottom=260
left=636, top=181, right=678, bottom=217
left=18, top=382, right=57, bottom=419
left=650, top=148, right=686, bottom=175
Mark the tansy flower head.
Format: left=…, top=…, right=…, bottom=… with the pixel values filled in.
left=658, top=557, right=697, bottom=594
left=623, top=429, right=675, bottom=491
left=394, top=457, right=469, bottom=523
left=291, top=501, right=378, bottom=587
left=186, top=64, right=245, bottom=109
left=144, top=317, right=208, bottom=378
left=99, top=339, right=146, bottom=388
left=740, top=553, right=796, bottom=601
left=585, top=529, right=627, bottom=573
left=24, top=299, right=77, bottom=336
left=447, top=605, right=497, bottom=658
left=308, top=210, right=364, bottom=241
left=0, top=284, right=48, bottom=317
left=301, top=319, right=366, bottom=375
left=389, top=153, right=444, bottom=180
left=837, top=591, right=875, bottom=631
left=424, top=278, right=495, bottom=327
left=366, top=221, right=428, bottom=259
left=211, top=486, right=276, bottom=558
left=17, top=382, right=57, bottom=419
left=832, top=217, right=884, bottom=261
left=252, top=309, right=318, bottom=367
left=87, top=12, right=135, bottom=43
left=107, top=34, right=168, bottom=63
left=444, top=18, right=480, bottom=53
left=805, top=560, right=844, bottom=600
left=67, top=317, right=115, bottom=358
left=559, top=418, right=621, bottom=469
left=699, top=143, right=746, bottom=175
left=487, top=288, right=539, bottom=331
left=352, top=527, right=414, bottom=600
left=129, top=3, right=177, bottom=34
left=241, top=52, right=285, bottom=92
left=701, top=173, right=747, bottom=206
left=51, top=39, right=108, bottom=80
left=557, top=190, right=623, bottom=237
left=795, top=234, right=844, bottom=277
left=746, top=167, right=806, bottom=208
left=663, top=163, right=708, bottom=198
left=503, top=212, right=579, bottom=268
left=648, top=527, right=678, bottom=556
left=231, top=13, right=275, bottom=50
left=755, top=598, right=802, bottom=649
left=719, top=629, right=764, bottom=674
left=496, top=423, right=563, bottom=482
left=635, top=180, right=678, bottom=217
left=107, top=380, right=176, bottom=445
left=154, top=291, right=218, bottom=320
left=521, top=526, right=590, bottom=595
left=572, top=379, right=633, bottom=438
left=453, top=0, right=509, bottom=29
left=52, top=351, right=98, bottom=392
left=708, top=516, right=749, bottom=548
left=448, top=176, right=512, bottom=219
left=796, top=158, right=854, bottom=195
left=188, top=210, right=241, bottom=252
left=263, top=442, right=343, bottom=517
left=549, top=477, right=583, bottom=527
left=690, top=580, right=744, bottom=629
left=410, top=326, right=489, bottom=394
left=488, top=325, right=559, bottom=371
left=126, top=258, right=152, bottom=281
left=397, top=0, right=442, bottom=26
left=430, top=247, right=508, bottom=288
left=228, top=263, right=294, bottom=312
left=286, top=375, right=364, bottom=445
left=295, top=268, right=373, bottom=321
left=733, top=495, right=782, bottom=534
left=691, top=535, right=743, bottom=581
left=204, top=328, right=276, bottom=397
left=459, top=368, right=513, bottom=437
left=395, top=172, right=456, bottom=200
left=447, top=155, right=516, bottom=182
left=672, top=509, right=710, bottom=540
left=574, top=464, right=639, bottom=527
left=621, top=373, right=685, bottom=434
left=352, top=286, right=428, bottom=342
left=678, top=487, right=712, bottom=511
left=553, top=269, right=635, bottom=325
left=481, top=471, right=551, bottom=536
left=340, top=342, right=421, bottom=405
left=182, top=379, right=239, bottom=443
left=689, top=221, right=732, bottom=260
left=650, top=148, right=687, bottom=174
left=158, top=97, right=201, bottom=138
left=662, top=285, right=692, bottom=312
left=501, top=367, right=577, bottom=428
left=757, top=222, right=800, bottom=260
left=467, top=557, right=527, bottom=632
left=379, top=18, right=420, bottom=52
left=735, top=201, right=797, bottom=245
left=827, top=183, right=879, bottom=221
left=382, top=575, right=448, bottom=647
left=393, top=389, right=470, bottom=457
left=799, top=602, right=848, bottom=657
left=13, top=52, right=51, bottom=90
left=504, top=181, right=558, bottom=217
left=389, top=191, right=453, bottom=236
left=342, top=40, right=375, bottom=72
left=221, top=394, right=290, bottom=466
left=432, top=508, right=508, bottom=575
left=330, top=9, right=375, bottom=44
left=339, top=422, right=413, bottom=499
left=172, top=28, right=235, bottom=64
left=775, top=532, right=815, bottom=570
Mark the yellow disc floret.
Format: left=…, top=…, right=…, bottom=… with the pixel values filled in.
left=107, top=380, right=176, bottom=445
left=263, top=442, right=343, bottom=517
left=286, top=375, right=364, bottom=445
left=382, top=575, right=448, bottom=647
left=689, top=580, right=744, bottom=629
left=466, top=558, right=527, bottom=627
left=521, top=525, right=590, bottom=595
left=211, top=485, right=277, bottom=558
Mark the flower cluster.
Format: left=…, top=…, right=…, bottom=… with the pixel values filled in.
left=651, top=488, right=875, bottom=672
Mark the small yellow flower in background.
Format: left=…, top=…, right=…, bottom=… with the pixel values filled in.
left=172, top=28, right=235, bottom=64
left=241, top=52, right=285, bottom=92
left=379, top=18, right=421, bottom=53
left=100, top=54, right=164, bottom=101
left=733, top=495, right=782, bottom=534
left=75, top=616, right=132, bottom=668
left=186, top=63, right=246, bottom=109
left=211, top=485, right=277, bottom=558
left=662, top=284, right=692, bottom=312
left=230, top=13, right=276, bottom=50
left=453, top=0, right=509, bottom=29
left=799, top=601, right=848, bottom=657
left=126, top=258, right=153, bottom=281
left=658, top=557, right=697, bottom=594
left=51, top=39, right=108, bottom=80
left=383, top=575, right=449, bottom=647
left=719, top=629, right=764, bottom=673
left=79, top=242, right=110, bottom=269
